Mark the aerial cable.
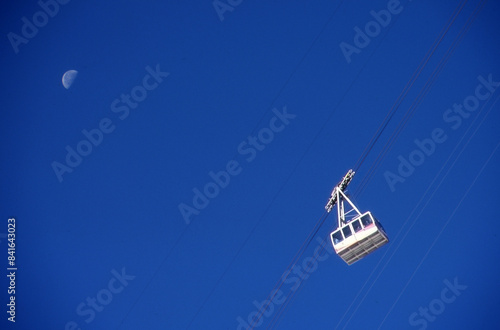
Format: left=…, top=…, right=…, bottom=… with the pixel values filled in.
left=355, top=0, right=474, bottom=197
left=248, top=206, right=332, bottom=329
left=249, top=2, right=422, bottom=326
left=256, top=1, right=469, bottom=327
left=278, top=0, right=477, bottom=324
left=353, top=0, right=469, bottom=174
left=250, top=170, right=355, bottom=329
left=342, top=85, right=496, bottom=330
left=354, top=0, right=479, bottom=198
left=265, top=173, right=358, bottom=328
left=339, top=1, right=490, bottom=328
left=338, top=2, right=487, bottom=328
left=266, top=0, right=481, bottom=327
left=267, top=230, right=332, bottom=329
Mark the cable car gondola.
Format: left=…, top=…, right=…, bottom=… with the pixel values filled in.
left=325, top=170, right=389, bottom=265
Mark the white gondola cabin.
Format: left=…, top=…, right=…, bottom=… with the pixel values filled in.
left=330, top=211, right=388, bottom=265
left=325, top=170, right=389, bottom=265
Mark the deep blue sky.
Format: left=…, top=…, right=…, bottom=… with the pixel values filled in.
left=1, top=1, right=499, bottom=329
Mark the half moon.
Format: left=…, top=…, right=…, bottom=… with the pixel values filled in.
left=62, top=70, right=78, bottom=89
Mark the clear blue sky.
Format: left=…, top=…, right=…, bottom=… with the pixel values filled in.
left=1, top=0, right=499, bottom=329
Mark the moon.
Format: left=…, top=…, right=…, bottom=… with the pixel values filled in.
left=62, top=70, right=78, bottom=89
